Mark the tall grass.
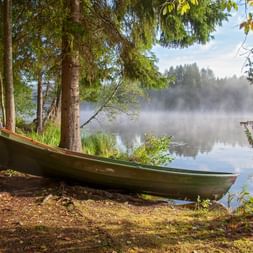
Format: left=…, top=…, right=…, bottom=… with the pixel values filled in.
left=24, top=123, right=60, bottom=147
left=81, top=132, right=118, bottom=157
left=21, top=123, right=173, bottom=165
left=22, top=124, right=117, bottom=157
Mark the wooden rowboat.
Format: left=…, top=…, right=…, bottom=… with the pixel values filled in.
left=0, top=128, right=238, bottom=201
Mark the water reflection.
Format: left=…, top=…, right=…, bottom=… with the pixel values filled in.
left=82, top=111, right=252, bottom=157
left=81, top=111, right=253, bottom=207
left=240, top=121, right=253, bottom=148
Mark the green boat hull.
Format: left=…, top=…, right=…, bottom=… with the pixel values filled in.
left=0, top=129, right=238, bottom=201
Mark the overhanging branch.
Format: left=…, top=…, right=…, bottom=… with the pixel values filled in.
left=80, top=80, right=122, bottom=128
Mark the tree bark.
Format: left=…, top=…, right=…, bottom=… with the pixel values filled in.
left=3, top=0, right=15, bottom=131
left=59, top=0, right=82, bottom=152
left=36, top=72, right=43, bottom=133
left=43, top=84, right=61, bottom=126
left=0, top=72, right=6, bottom=127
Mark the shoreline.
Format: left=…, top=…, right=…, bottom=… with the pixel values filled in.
left=0, top=169, right=252, bottom=252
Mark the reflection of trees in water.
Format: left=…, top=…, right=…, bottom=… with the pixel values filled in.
left=170, top=144, right=213, bottom=159
left=84, top=112, right=251, bottom=158
left=240, top=121, right=253, bottom=148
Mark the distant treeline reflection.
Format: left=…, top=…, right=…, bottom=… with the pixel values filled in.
left=88, top=112, right=250, bottom=158
left=145, top=63, right=253, bottom=112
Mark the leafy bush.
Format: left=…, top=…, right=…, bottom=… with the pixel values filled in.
left=117, top=134, right=173, bottom=166
left=195, top=195, right=211, bottom=213
left=236, top=186, right=253, bottom=215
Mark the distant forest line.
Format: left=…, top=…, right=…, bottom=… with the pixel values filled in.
left=144, top=63, right=253, bottom=112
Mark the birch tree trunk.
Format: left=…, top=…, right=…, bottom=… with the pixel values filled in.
left=3, top=0, right=15, bottom=131
left=59, top=0, right=82, bottom=152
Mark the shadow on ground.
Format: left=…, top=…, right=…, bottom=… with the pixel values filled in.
left=1, top=170, right=252, bottom=253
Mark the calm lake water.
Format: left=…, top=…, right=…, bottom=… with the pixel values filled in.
left=80, top=110, right=253, bottom=207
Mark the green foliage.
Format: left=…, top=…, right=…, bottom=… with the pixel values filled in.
left=236, top=186, right=253, bottom=215
left=14, top=80, right=34, bottom=118
left=239, top=1, right=253, bottom=81
left=23, top=124, right=173, bottom=166
left=245, top=57, right=253, bottom=84
left=220, top=0, right=238, bottom=12
left=227, top=191, right=236, bottom=210
left=81, top=133, right=118, bottom=157
left=25, top=123, right=60, bottom=147
left=159, top=0, right=232, bottom=48
left=239, top=0, right=253, bottom=34
left=225, top=187, right=253, bottom=214
left=244, top=126, right=253, bottom=147
left=162, top=0, right=198, bottom=16
left=195, top=195, right=211, bottom=213
left=101, top=80, right=145, bottom=120
left=82, top=132, right=173, bottom=166
left=1, top=169, right=20, bottom=177
left=118, top=134, right=173, bottom=166
left=1, top=0, right=235, bottom=126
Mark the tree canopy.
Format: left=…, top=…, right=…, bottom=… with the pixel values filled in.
left=1, top=0, right=235, bottom=89
left=0, top=0, right=237, bottom=150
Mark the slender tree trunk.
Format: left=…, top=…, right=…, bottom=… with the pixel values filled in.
left=3, top=0, right=15, bottom=131
left=0, top=72, right=6, bottom=127
left=59, top=0, right=82, bottom=152
left=43, top=84, right=61, bottom=126
left=36, top=72, right=43, bottom=133
left=54, top=86, right=62, bottom=124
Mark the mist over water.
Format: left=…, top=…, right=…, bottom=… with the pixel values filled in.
left=80, top=109, right=253, bottom=207
left=79, top=65, right=253, bottom=206
left=81, top=111, right=251, bottom=154
left=146, top=65, right=253, bottom=112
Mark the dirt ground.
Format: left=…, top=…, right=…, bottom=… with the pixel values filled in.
left=0, top=169, right=252, bottom=253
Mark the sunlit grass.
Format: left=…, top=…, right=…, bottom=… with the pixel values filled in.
left=24, top=123, right=60, bottom=147
left=81, top=132, right=118, bottom=157
left=22, top=124, right=118, bottom=157
left=21, top=123, right=173, bottom=165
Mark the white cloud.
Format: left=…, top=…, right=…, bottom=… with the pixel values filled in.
left=152, top=9, right=253, bottom=78
left=198, top=40, right=217, bottom=51
left=154, top=42, right=250, bottom=78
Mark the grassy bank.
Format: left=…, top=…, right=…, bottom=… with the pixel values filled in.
left=20, top=123, right=173, bottom=165
left=0, top=170, right=252, bottom=253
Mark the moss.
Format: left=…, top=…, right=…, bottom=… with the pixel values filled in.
left=233, top=239, right=253, bottom=253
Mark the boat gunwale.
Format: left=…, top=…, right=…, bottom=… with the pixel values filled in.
left=0, top=128, right=239, bottom=178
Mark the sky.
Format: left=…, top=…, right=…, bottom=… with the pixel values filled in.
left=152, top=7, right=253, bottom=78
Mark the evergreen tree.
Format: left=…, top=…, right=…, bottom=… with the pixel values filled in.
left=0, top=0, right=236, bottom=150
